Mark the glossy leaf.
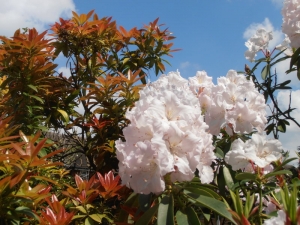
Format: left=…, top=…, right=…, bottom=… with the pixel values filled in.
left=89, top=214, right=105, bottom=223
left=184, top=186, right=220, bottom=199
left=264, top=170, right=293, bottom=179
left=290, top=47, right=300, bottom=70
left=186, top=207, right=201, bottom=225
left=261, top=64, right=270, bottom=80
left=157, top=195, right=174, bottom=225
left=57, top=109, right=69, bottom=123
left=223, top=166, right=234, bottom=190
left=183, top=190, right=235, bottom=223
left=235, top=172, right=258, bottom=181
left=135, top=203, right=159, bottom=225
left=15, top=206, right=39, bottom=221
left=176, top=210, right=189, bottom=225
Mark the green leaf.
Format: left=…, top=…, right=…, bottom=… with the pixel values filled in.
left=277, top=120, right=286, bottom=133
left=76, top=206, right=87, bottom=214
left=85, top=217, right=94, bottom=225
left=270, top=55, right=290, bottom=66
left=264, top=170, right=293, bottom=179
left=217, top=166, right=226, bottom=196
left=155, top=41, right=163, bottom=54
left=135, top=203, right=159, bottom=225
left=297, top=59, right=300, bottom=80
left=122, top=57, right=130, bottom=64
left=155, top=62, right=160, bottom=76
left=261, top=64, right=270, bottom=80
left=138, top=193, right=153, bottom=213
left=0, top=76, right=12, bottom=89
left=38, top=148, right=47, bottom=157
left=280, top=187, right=288, bottom=211
left=186, top=207, right=201, bottom=225
left=157, top=195, right=174, bottom=225
left=184, top=186, right=220, bottom=199
left=279, top=157, right=298, bottom=168
left=263, top=90, right=269, bottom=103
left=288, top=184, right=297, bottom=223
left=29, top=94, right=44, bottom=104
left=117, top=193, right=139, bottom=222
left=65, top=89, right=80, bottom=104
left=139, top=70, right=147, bottom=84
left=223, top=166, right=234, bottom=190
left=229, top=191, right=242, bottom=216
left=72, top=215, right=86, bottom=220
left=271, top=49, right=289, bottom=62
left=89, top=214, right=104, bottom=223
left=215, top=147, right=224, bottom=159
left=27, top=84, right=38, bottom=92
left=57, top=109, right=69, bottom=123
left=264, top=182, right=277, bottom=189
left=15, top=206, right=39, bottom=220
left=244, top=192, right=254, bottom=218
left=183, top=190, right=235, bottom=224
left=176, top=210, right=189, bottom=225
left=290, top=47, right=300, bottom=70
left=265, top=123, right=275, bottom=135
left=235, top=172, right=257, bottom=181
left=279, top=80, right=291, bottom=87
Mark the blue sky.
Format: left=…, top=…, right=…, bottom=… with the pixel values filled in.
left=0, top=0, right=299, bottom=157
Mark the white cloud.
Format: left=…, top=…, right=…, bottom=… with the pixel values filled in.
left=0, top=0, right=75, bottom=37
left=243, top=18, right=284, bottom=50
left=178, top=61, right=201, bottom=77
left=275, top=90, right=300, bottom=158
left=179, top=61, right=191, bottom=69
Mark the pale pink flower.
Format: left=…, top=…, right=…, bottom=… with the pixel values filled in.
left=188, top=71, right=213, bottom=94
left=282, top=0, right=300, bottom=48
left=226, top=102, right=257, bottom=134
left=276, top=34, right=293, bottom=56
left=191, top=70, right=267, bottom=136
left=225, top=134, right=283, bottom=170
left=244, top=28, right=273, bottom=62
left=116, top=71, right=215, bottom=194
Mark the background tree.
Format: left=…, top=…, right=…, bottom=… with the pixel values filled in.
left=0, top=10, right=177, bottom=172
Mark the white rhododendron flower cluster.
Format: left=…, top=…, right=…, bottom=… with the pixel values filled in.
left=225, top=133, right=283, bottom=171
left=116, top=69, right=274, bottom=194
left=282, top=0, right=300, bottom=48
left=189, top=70, right=267, bottom=136
left=116, top=71, right=215, bottom=194
left=244, top=28, right=273, bottom=62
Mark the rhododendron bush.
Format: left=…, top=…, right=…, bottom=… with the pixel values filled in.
left=0, top=0, right=300, bottom=225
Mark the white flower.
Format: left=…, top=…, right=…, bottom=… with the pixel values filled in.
left=225, top=133, right=283, bottom=170
left=190, top=70, right=267, bottom=136
left=226, top=102, right=257, bottom=134
left=116, top=138, right=171, bottom=194
left=116, top=71, right=215, bottom=194
left=188, top=71, right=213, bottom=94
left=276, top=34, right=293, bottom=56
left=244, top=28, right=273, bottom=62
left=263, top=210, right=286, bottom=225
left=282, top=0, right=300, bottom=48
